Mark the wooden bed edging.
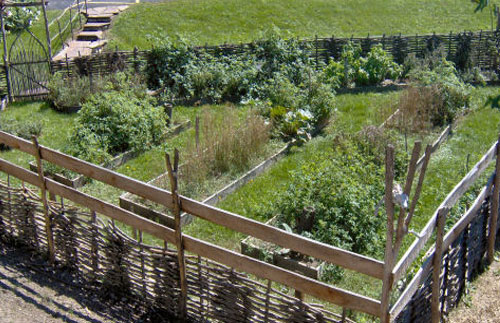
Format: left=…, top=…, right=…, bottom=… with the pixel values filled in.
left=119, top=141, right=293, bottom=228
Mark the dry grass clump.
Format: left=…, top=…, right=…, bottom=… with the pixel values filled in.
left=396, top=85, right=442, bottom=133
left=181, top=106, right=270, bottom=185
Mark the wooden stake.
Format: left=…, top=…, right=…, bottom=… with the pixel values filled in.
left=41, top=0, right=52, bottom=61
left=165, top=149, right=188, bottom=320
left=195, top=116, right=200, bottom=154
left=32, top=136, right=55, bottom=263
left=394, top=142, right=421, bottom=252
left=487, top=135, right=500, bottom=263
left=380, top=145, right=395, bottom=323
left=431, top=208, right=448, bottom=323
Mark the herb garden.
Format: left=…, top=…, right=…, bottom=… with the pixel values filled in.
left=1, top=1, right=500, bottom=321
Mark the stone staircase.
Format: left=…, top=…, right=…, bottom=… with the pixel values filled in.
left=53, top=5, right=128, bottom=61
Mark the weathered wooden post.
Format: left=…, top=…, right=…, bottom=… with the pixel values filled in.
left=195, top=116, right=200, bottom=154
left=380, top=144, right=395, bottom=323
left=166, top=149, right=188, bottom=320
left=41, top=0, right=53, bottom=61
left=1, top=4, right=12, bottom=101
left=32, top=136, right=55, bottom=263
left=431, top=207, right=449, bottom=323
left=487, top=134, right=500, bottom=263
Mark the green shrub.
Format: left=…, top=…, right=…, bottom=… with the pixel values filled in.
left=68, top=91, right=166, bottom=164
left=48, top=72, right=148, bottom=111
left=48, top=73, right=93, bottom=111
left=0, top=117, right=42, bottom=150
left=408, top=56, right=472, bottom=126
left=263, top=130, right=407, bottom=264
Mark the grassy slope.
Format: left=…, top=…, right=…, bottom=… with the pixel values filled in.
left=109, top=0, right=490, bottom=49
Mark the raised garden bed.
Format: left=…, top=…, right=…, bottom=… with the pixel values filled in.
left=28, top=120, right=191, bottom=188
left=241, top=216, right=322, bottom=279
left=120, top=140, right=295, bottom=228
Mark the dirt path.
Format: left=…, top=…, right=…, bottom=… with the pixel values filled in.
left=447, top=258, right=500, bottom=323
left=0, top=241, right=147, bottom=323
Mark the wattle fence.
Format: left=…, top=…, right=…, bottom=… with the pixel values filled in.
left=50, top=30, right=500, bottom=79
left=0, top=126, right=499, bottom=323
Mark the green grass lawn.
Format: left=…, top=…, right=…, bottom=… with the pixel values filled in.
left=109, top=0, right=491, bottom=49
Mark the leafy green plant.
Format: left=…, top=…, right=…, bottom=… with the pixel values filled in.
left=261, top=130, right=407, bottom=262
left=68, top=91, right=167, bottom=164
left=323, top=43, right=402, bottom=87
left=4, top=0, right=39, bottom=33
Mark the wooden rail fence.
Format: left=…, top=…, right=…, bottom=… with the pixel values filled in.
left=0, top=128, right=499, bottom=322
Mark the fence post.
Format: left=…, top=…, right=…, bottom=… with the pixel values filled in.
left=380, top=145, right=395, bottom=323
left=133, top=46, right=139, bottom=73
left=487, top=134, right=500, bottom=263
left=431, top=207, right=449, bottom=323
left=69, top=6, right=74, bottom=41
left=41, top=0, right=53, bottom=61
left=32, top=136, right=55, bottom=263
left=315, top=35, right=319, bottom=69
left=166, top=149, right=188, bottom=320
left=0, top=5, right=12, bottom=102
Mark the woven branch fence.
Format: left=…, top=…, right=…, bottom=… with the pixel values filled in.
left=0, top=183, right=348, bottom=322
left=50, top=30, right=500, bottom=79
left=394, top=190, right=500, bottom=322
left=0, top=130, right=500, bottom=323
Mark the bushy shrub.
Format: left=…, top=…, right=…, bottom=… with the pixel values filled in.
left=48, top=72, right=148, bottom=111
left=0, top=117, right=42, bottom=150
left=48, top=73, right=94, bottom=110
left=145, top=35, right=197, bottom=91
left=68, top=91, right=166, bottom=164
left=406, top=56, right=472, bottom=127
left=262, top=130, right=407, bottom=268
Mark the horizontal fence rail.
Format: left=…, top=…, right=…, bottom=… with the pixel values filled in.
left=0, top=130, right=383, bottom=318
left=1, top=130, right=500, bottom=322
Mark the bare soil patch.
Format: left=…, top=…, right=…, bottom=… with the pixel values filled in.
left=447, top=258, right=500, bottom=323
left=0, top=239, right=165, bottom=323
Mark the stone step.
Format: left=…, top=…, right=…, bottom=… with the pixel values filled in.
left=86, top=14, right=113, bottom=23
left=83, top=22, right=110, bottom=31
left=76, top=31, right=103, bottom=42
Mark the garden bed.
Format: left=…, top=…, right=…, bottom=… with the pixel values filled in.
left=120, top=140, right=292, bottom=228
left=241, top=216, right=322, bottom=279
left=27, top=120, right=191, bottom=188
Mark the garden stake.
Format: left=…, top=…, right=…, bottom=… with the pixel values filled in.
left=166, top=149, right=188, bottom=321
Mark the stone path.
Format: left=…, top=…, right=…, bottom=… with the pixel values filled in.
left=52, top=5, right=129, bottom=61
